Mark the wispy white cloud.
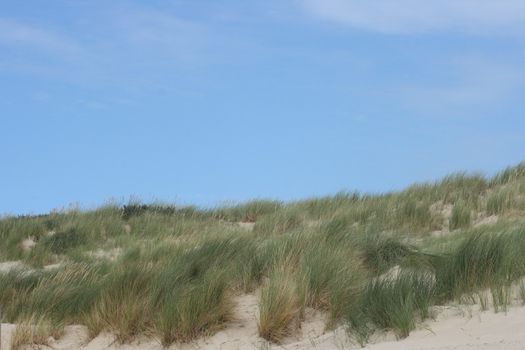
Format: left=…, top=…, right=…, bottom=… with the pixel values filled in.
left=0, top=8, right=212, bottom=63
left=299, top=0, right=525, bottom=34
left=0, top=8, right=215, bottom=93
left=398, top=56, right=524, bottom=114
left=0, top=19, right=81, bottom=53
left=110, top=8, right=211, bottom=62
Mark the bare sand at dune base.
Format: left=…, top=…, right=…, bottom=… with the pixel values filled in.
left=2, top=293, right=525, bottom=350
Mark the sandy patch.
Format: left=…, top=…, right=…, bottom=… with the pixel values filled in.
left=43, top=263, right=63, bottom=270
left=219, top=221, right=256, bottom=231
left=474, top=215, right=498, bottom=228
left=1, top=323, right=17, bottom=350
left=89, top=248, right=122, bottom=261
left=0, top=260, right=25, bottom=272
left=362, top=305, right=525, bottom=350
left=180, top=293, right=261, bottom=350
left=21, top=237, right=36, bottom=252
left=305, top=220, right=321, bottom=228
left=3, top=297, right=525, bottom=350
left=237, top=222, right=256, bottom=231
left=429, top=201, right=454, bottom=234
left=282, top=308, right=327, bottom=347
left=273, top=305, right=525, bottom=350
left=376, top=265, right=402, bottom=281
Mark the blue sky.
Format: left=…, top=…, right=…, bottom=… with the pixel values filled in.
left=1, top=1, right=524, bottom=215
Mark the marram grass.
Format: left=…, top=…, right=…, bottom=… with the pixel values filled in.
left=258, top=267, right=300, bottom=343
left=1, top=162, right=525, bottom=347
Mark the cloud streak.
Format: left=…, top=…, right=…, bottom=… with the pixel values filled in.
left=396, top=56, right=525, bottom=115
left=0, top=7, right=216, bottom=93
left=300, top=0, right=525, bottom=34
left=0, top=19, right=81, bottom=53
left=109, top=8, right=212, bottom=62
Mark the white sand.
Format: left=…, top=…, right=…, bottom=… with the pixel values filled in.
left=89, top=248, right=122, bottom=261
left=237, top=222, right=256, bottom=231
left=276, top=305, right=525, bottom=350
left=474, top=215, right=499, bottom=228
left=0, top=260, right=62, bottom=273
left=362, top=306, right=525, bottom=350
left=3, top=298, right=525, bottom=350
left=21, top=238, right=36, bottom=252
left=0, top=260, right=24, bottom=272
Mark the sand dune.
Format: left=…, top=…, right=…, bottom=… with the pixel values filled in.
left=2, top=301, right=524, bottom=350
left=361, top=306, right=525, bottom=350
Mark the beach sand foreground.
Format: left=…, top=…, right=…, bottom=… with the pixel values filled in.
left=2, top=301, right=524, bottom=350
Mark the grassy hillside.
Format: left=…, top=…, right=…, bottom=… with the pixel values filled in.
left=1, top=162, right=525, bottom=348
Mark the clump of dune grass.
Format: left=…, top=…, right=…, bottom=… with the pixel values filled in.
left=356, top=234, right=421, bottom=273
left=290, top=191, right=361, bottom=221
left=296, top=242, right=364, bottom=324
left=449, top=202, right=471, bottom=230
left=435, top=227, right=525, bottom=300
left=320, top=214, right=355, bottom=240
left=519, top=282, right=525, bottom=305
left=82, top=264, right=151, bottom=343
left=213, top=200, right=282, bottom=222
left=153, top=269, right=231, bottom=346
left=486, top=188, right=515, bottom=216
left=0, top=263, right=105, bottom=323
left=397, top=197, right=436, bottom=231
left=121, top=201, right=208, bottom=221
left=258, top=267, right=300, bottom=343
left=297, top=247, right=346, bottom=309
left=230, top=240, right=265, bottom=292
left=42, top=227, right=87, bottom=254
left=490, top=162, right=525, bottom=186
left=1, top=161, right=525, bottom=347
left=253, top=209, right=303, bottom=235
left=490, top=285, right=510, bottom=313
left=346, top=270, right=435, bottom=340
left=10, top=315, right=63, bottom=350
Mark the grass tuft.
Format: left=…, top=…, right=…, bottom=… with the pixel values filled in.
left=258, top=267, right=299, bottom=343
left=10, top=315, right=63, bottom=350
left=449, top=202, right=471, bottom=231
left=346, top=270, right=435, bottom=340
left=1, top=161, right=525, bottom=346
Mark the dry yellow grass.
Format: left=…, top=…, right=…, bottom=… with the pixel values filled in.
left=10, top=315, right=62, bottom=350
left=258, top=267, right=300, bottom=343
